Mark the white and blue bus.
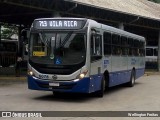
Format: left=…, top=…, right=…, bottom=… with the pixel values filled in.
left=27, top=18, right=145, bottom=97
left=145, top=46, right=158, bottom=69
left=146, top=46, right=158, bottom=62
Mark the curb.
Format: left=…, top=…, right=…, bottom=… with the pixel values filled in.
left=144, top=72, right=160, bottom=76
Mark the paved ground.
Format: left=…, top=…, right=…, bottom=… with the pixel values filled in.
left=0, top=73, right=160, bottom=120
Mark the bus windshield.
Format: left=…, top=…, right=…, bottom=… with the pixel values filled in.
left=29, top=31, right=86, bottom=65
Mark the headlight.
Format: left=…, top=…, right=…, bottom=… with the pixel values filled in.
left=28, top=70, right=34, bottom=76
left=79, top=73, right=85, bottom=79
left=77, top=70, right=88, bottom=79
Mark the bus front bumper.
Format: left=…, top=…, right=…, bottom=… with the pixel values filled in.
left=28, top=76, right=92, bottom=93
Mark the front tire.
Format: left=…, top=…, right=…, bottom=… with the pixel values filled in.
left=52, top=91, right=60, bottom=97
left=95, top=77, right=106, bottom=97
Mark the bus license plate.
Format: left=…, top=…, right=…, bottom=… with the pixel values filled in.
left=49, top=82, right=59, bottom=87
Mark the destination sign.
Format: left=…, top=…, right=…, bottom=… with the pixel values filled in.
left=33, top=19, right=86, bottom=30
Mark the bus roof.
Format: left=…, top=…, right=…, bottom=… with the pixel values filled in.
left=86, top=19, right=145, bottom=41
left=101, top=24, right=145, bottom=41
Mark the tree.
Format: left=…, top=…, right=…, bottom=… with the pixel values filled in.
left=148, top=0, right=160, bottom=3
left=1, top=24, right=18, bottom=39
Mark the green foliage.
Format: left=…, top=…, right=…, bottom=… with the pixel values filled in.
left=1, top=24, right=18, bottom=39
left=148, top=0, right=160, bottom=3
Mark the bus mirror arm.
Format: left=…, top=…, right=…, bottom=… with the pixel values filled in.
left=21, top=28, right=30, bottom=40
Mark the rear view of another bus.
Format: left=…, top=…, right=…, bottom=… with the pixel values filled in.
left=145, top=46, right=158, bottom=69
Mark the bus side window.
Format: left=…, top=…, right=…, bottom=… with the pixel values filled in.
left=121, top=36, right=128, bottom=55
left=128, top=38, right=134, bottom=56
left=154, top=48, right=158, bottom=56
left=112, top=34, right=121, bottom=56
left=103, top=32, right=111, bottom=55
left=146, top=48, right=153, bottom=56
left=91, top=34, right=102, bottom=62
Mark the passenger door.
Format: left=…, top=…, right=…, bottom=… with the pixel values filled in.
left=90, top=32, right=103, bottom=92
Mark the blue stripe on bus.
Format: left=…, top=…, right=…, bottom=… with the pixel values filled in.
left=109, top=70, right=131, bottom=87
left=28, top=68, right=145, bottom=93
left=135, top=68, right=145, bottom=79
left=109, top=68, right=145, bottom=87
left=28, top=76, right=91, bottom=93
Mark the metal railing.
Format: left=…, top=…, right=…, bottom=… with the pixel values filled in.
left=0, top=52, right=17, bottom=67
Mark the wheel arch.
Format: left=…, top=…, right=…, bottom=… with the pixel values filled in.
left=103, top=70, right=109, bottom=87
left=132, top=67, right=136, bottom=79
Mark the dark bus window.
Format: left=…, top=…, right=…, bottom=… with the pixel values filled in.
left=112, top=34, right=121, bottom=56
left=104, top=45, right=111, bottom=55
left=112, top=34, right=120, bottom=45
left=128, top=38, right=133, bottom=47
left=112, top=46, right=122, bottom=55
left=121, top=36, right=128, bottom=55
left=122, top=47, right=128, bottom=55
left=103, top=32, right=111, bottom=55
left=121, top=36, right=128, bottom=47
left=146, top=48, right=153, bottom=56
left=134, top=40, right=139, bottom=48
left=140, top=49, right=145, bottom=56
left=128, top=38, right=134, bottom=56
left=139, top=41, right=144, bottom=49
left=103, top=32, right=111, bottom=44
left=129, top=48, right=135, bottom=56
left=154, top=48, right=158, bottom=56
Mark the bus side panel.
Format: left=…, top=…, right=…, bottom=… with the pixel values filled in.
left=110, top=55, right=130, bottom=87
left=109, top=70, right=131, bottom=87
left=135, top=68, right=145, bottom=79
left=89, top=74, right=103, bottom=93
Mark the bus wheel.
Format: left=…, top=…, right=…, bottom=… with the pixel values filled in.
left=127, top=70, right=135, bottom=87
left=52, top=91, right=60, bottom=96
left=95, top=77, right=105, bottom=97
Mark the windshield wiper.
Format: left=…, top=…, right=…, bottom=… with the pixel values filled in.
left=60, top=31, right=73, bottom=47
left=39, top=33, right=50, bottom=47
left=39, top=33, right=43, bottom=42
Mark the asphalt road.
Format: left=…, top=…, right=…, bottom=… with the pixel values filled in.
left=0, top=74, right=160, bottom=120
